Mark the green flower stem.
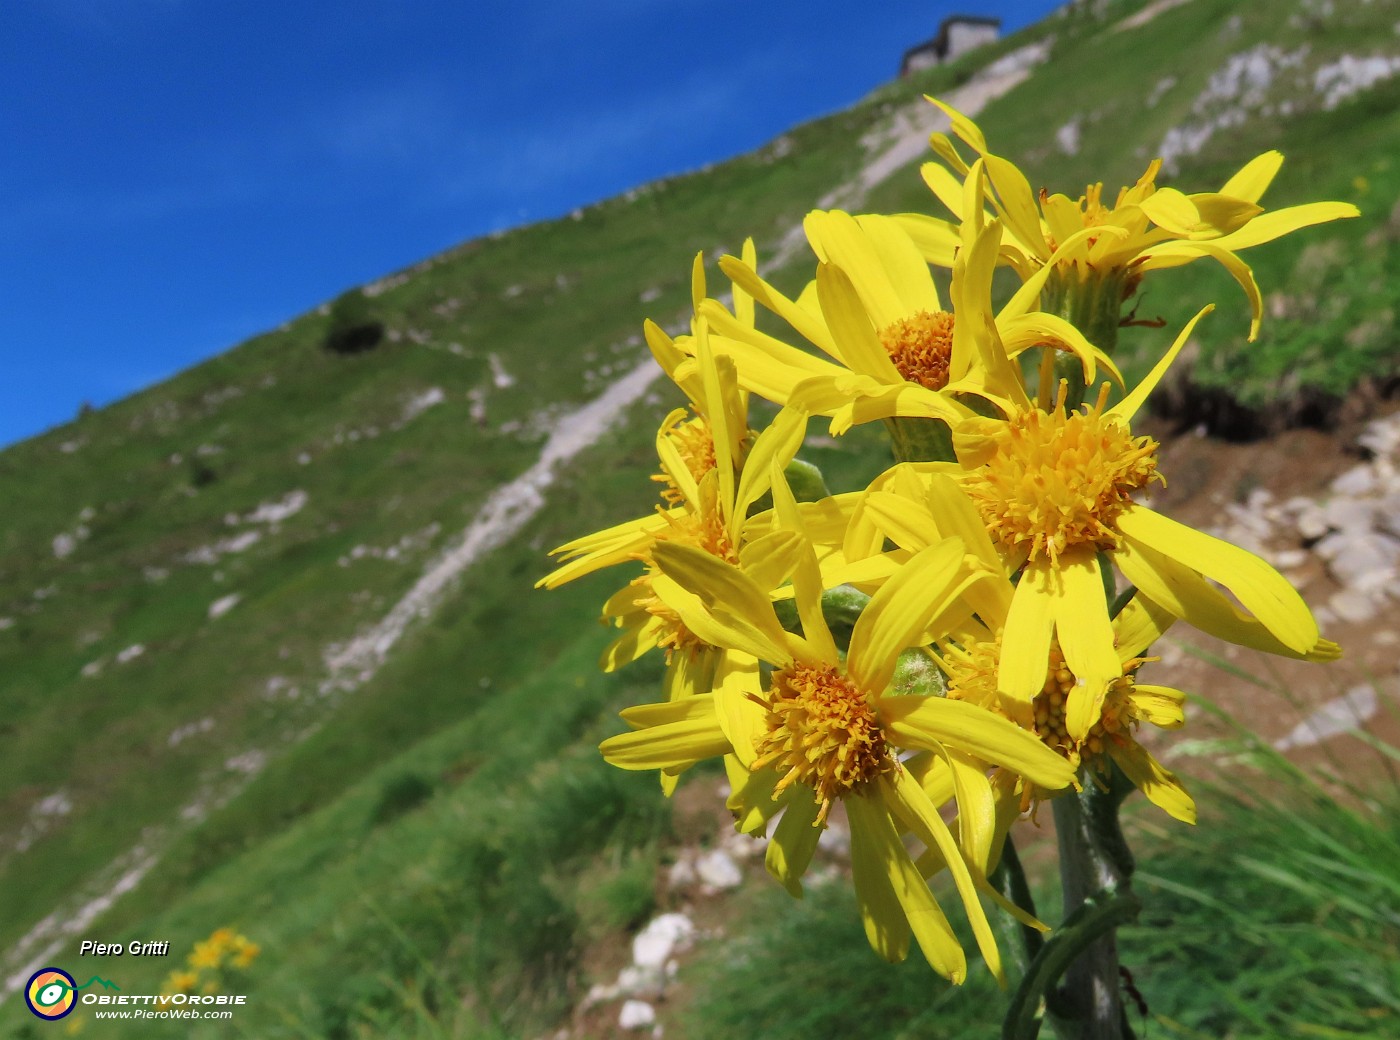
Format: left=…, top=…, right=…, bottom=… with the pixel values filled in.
left=1044, top=763, right=1140, bottom=1040
left=1002, top=884, right=1142, bottom=1040
left=884, top=415, right=955, bottom=464
left=1041, top=267, right=1132, bottom=414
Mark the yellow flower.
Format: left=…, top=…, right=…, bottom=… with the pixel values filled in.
left=859, top=305, right=1337, bottom=747
left=601, top=484, right=1075, bottom=982
left=699, top=197, right=1118, bottom=435
left=851, top=468, right=1195, bottom=824
left=538, top=251, right=808, bottom=721
left=538, top=249, right=755, bottom=592
left=164, top=970, right=199, bottom=994
left=187, top=939, right=224, bottom=971
left=229, top=937, right=260, bottom=969
left=902, top=97, right=1358, bottom=339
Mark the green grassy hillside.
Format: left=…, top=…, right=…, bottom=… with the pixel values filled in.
left=3, top=0, right=1398, bottom=1035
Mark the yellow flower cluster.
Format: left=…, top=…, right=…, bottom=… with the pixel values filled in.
left=542, top=99, right=1351, bottom=982
left=159, top=927, right=259, bottom=1001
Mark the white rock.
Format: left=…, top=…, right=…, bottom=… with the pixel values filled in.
left=52, top=532, right=77, bottom=559
left=632, top=913, right=695, bottom=969
left=224, top=749, right=266, bottom=775
left=246, top=489, right=307, bottom=525
left=1376, top=495, right=1400, bottom=540
left=667, top=854, right=698, bottom=888
left=1321, top=496, right=1375, bottom=535
left=1295, top=504, right=1330, bottom=540
left=1331, top=464, right=1377, bottom=498
left=1269, top=548, right=1309, bottom=569
left=619, top=1000, right=656, bottom=1030
left=81, top=659, right=104, bottom=678
left=1324, top=533, right=1400, bottom=587
left=1359, top=416, right=1400, bottom=459
left=115, top=643, right=145, bottom=664
left=1329, top=587, right=1379, bottom=623
left=696, top=848, right=742, bottom=891
left=1055, top=117, right=1082, bottom=156
left=0, top=617, right=13, bottom=630
left=402, top=387, right=446, bottom=423
left=489, top=356, right=516, bottom=389
left=208, top=593, right=242, bottom=619
left=1273, top=684, right=1379, bottom=751
left=1222, top=502, right=1273, bottom=541
left=616, top=964, right=664, bottom=1000
left=33, top=792, right=73, bottom=817
left=1314, top=53, right=1400, bottom=110
left=168, top=717, right=215, bottom=747
left=583, top=981, right=618, bottom=1007
left=720, top=830, right=764, bottom=861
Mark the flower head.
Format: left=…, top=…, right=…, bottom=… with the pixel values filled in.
left=699, top=200, right=1119, bottom=436
left=601, top=474, right=1075, bottom=981
left=851, top=303, right=1337, bottom=750
left=901, top=97, right=1359, bottom=339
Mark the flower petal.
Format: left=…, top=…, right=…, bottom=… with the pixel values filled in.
left=1112, top=594, right=1177, bottom=662
left=1109, top=741, right=1196, bottom=824
left=1116, top=506, right=1319, bottom=655
left=881, top=695, right=1076, bottom=791
left=815, top=260, right=904, bottom=383
left=1054, top=548, right=1123, bottom=742
left=1108, top=305, right=1213, bottom=423
left=848, top=538, right=973, bottom=695
left=735, top=407, right=809, bottom=522
left=859, top=213, right=943, bottom=311
left=897, top=207, right=962, bottom=265
left=1208, top=201, right=1359, bottom=251
left=601, top=701, right=731, bottom=771
left=650, top=550, right=790, bottom=664
left=1219, top=150, right=1283, bottom=204
left=1129, top=684, right=1187, bottom=729
left=1117, top=536, right=1338, bottom=661
left=713, top=652, right=768, bottom=764
left=882, top=770, right=1002, bottom=984
left=718, top=254, right=837, bottom=355
left=848, top=793, right=964, bottom=980
left=998, top=558, right=1056, bottom=712
left=765, top=788, right=824, bottom=897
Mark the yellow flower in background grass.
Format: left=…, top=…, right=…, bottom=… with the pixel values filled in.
left=229, top=935, right=261, bottom=969
left=852, top=468, right=1195, bottom=824
left=601, top=478, right=1076, bottom=982
left=898, top=98, right=1358, bottom=339
left=163, top=970, right=199, bottom=994
left=187, top=935, right=227, bottom=971
left=697, top=183, right=1120, bottom=435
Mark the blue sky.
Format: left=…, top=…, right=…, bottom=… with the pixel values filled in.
left=2, top=0, right=1061, bottom=448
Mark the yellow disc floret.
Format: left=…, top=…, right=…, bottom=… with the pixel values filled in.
left=752, top=664, right=895, bottom=824
left=943, top=634, right=1149, bottom=777
left=880, top=310, right=955, bottom=391
left=1033, top=645, right=1149, bottom=770
left=651, top=410, right=719, bottom=506
left=963, top=385, right=1161, bottom=563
